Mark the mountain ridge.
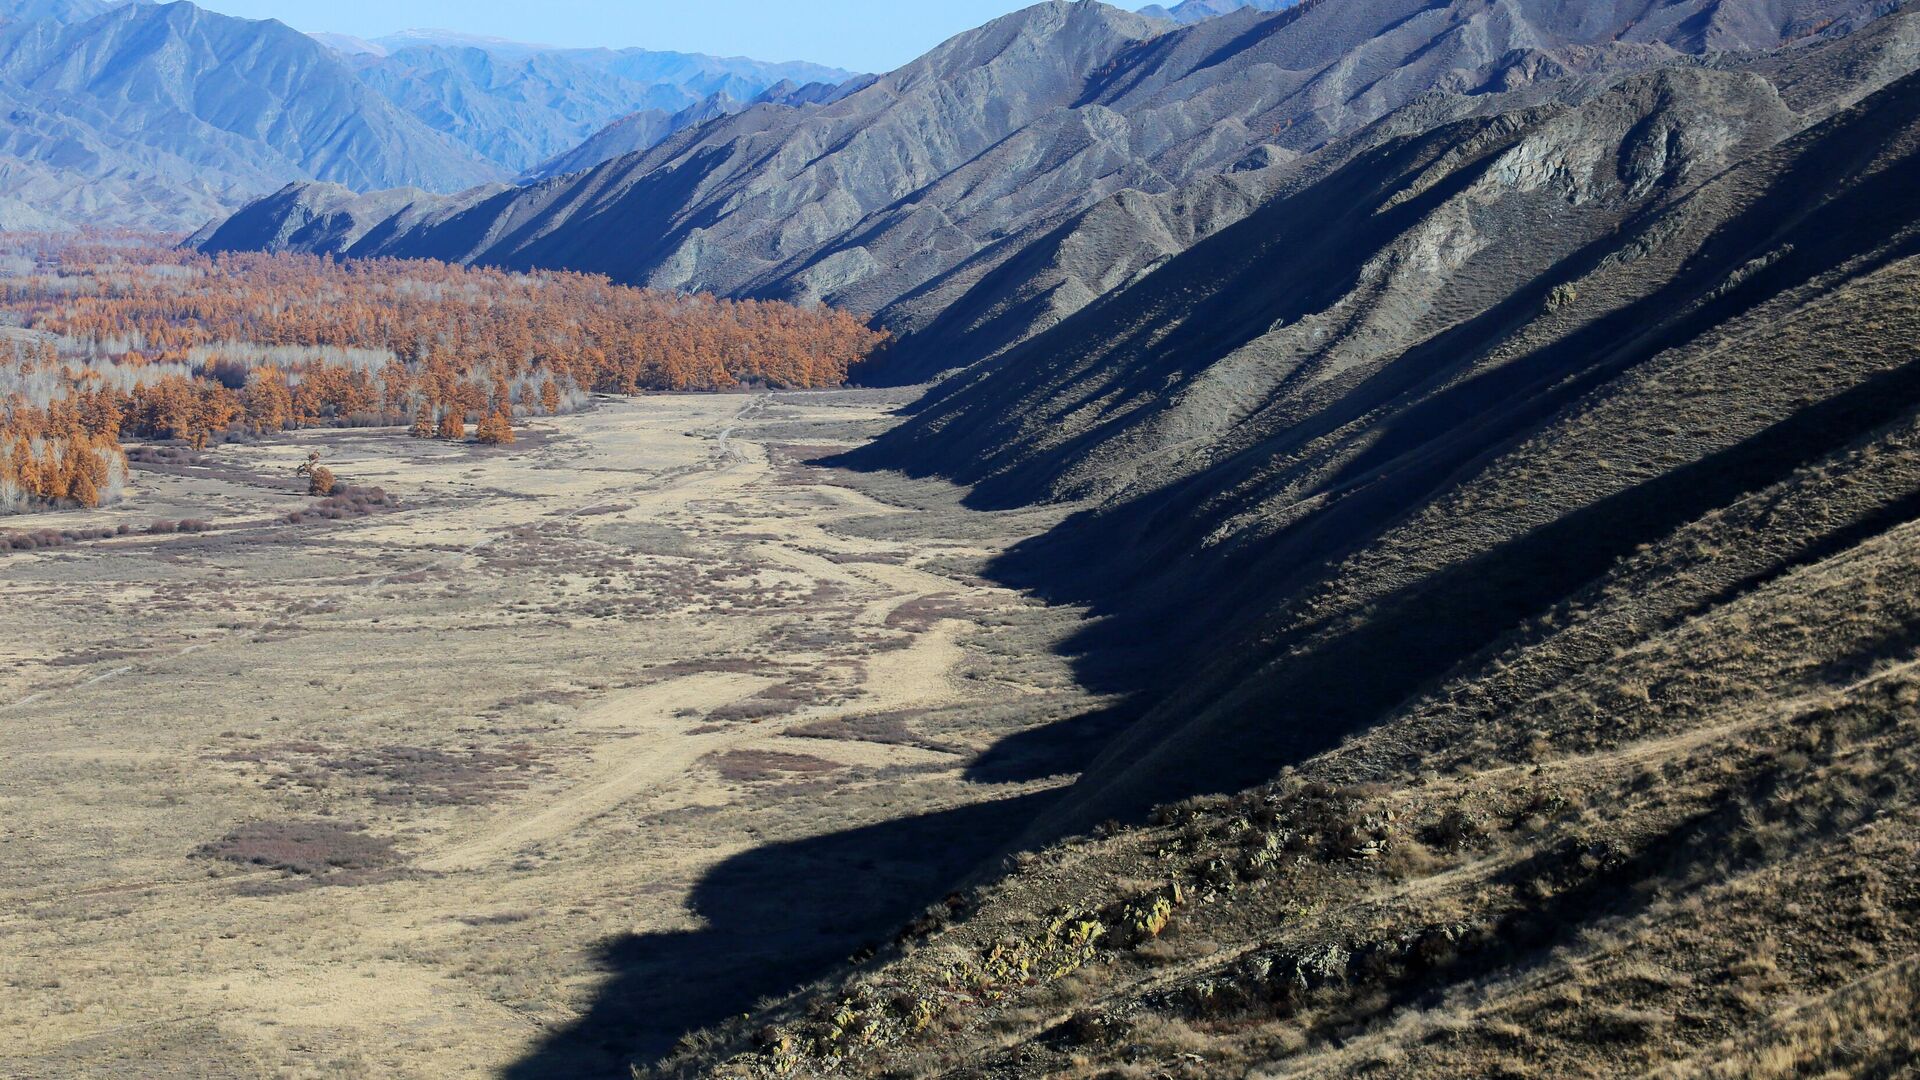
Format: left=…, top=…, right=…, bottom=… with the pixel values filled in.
left=0, top=0, right=504, bottom=229
left=0, top=0, right=859, bottom=230
left=196, top=0, right=1894, bottom=385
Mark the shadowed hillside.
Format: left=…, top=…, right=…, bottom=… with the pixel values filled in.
left=604, top=8, right=1920, bottom=1077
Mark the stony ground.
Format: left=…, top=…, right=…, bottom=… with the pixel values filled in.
left=0, top=390, right=1101, bottom=1079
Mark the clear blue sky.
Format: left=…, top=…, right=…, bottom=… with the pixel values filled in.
left=193, top=0, right=1055, bottom=71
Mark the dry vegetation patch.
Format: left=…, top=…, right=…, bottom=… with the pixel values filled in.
left=885, top=595, right=990, bottom=632
left=194, top=820, right=400, bottom=885
left=210, top=740, right=555, bottom=807
left=707, top=750, right=845, bottom=784
left=787, top=711, right=964, bottom=754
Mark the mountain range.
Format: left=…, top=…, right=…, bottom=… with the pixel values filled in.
left=0, top=0, right=858, bottom=229
left=1137, top=0, right=1301, bottom=24
left=334, top=35, right=856, bottom=177
left=198, top=0, right=1897, bottom=384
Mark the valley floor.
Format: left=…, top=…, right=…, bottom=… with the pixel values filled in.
left=0, top=391, right=1095, bottom=1078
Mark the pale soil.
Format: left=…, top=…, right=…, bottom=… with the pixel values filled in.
left=0, top=391, right=1097, bottom=1078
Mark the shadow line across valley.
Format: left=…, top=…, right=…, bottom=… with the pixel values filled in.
left=502, top=792, right=1061, bottom=1078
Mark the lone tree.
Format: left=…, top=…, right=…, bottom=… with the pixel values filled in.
left=409, top=403, right=435, bottom=439
left=295, top=451, right=336, bottom=496
left=437, top=410, right=466, bottom=441
left=475, top=411, right=515, bottom=446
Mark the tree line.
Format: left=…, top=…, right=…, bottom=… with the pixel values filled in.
left=0, top=236, right=889, bottom=511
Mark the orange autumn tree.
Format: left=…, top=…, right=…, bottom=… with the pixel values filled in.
left=0, top=235, right=890, bottom=515
left=0, top=396, right=128, bottom=511
left=475, top=411, right=515, bottom=446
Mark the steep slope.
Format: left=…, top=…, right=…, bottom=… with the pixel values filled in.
left=305, top=30, right=384, bottom=56
left=635, top=14, right=1920, bottom=1078
left=195, top=2, right=1166, bottom=277
left=520, top=94, right=750, bottom=182
left=556, top=46, right=852, bottom=99
left=198, top=0, right=1891, bottom=381
left=865, top=0, right=1901, bottom=381
left=0, top=0, right=500, bottom=229
left=0, top=4, right=857, bottom=230
left=858, top=9, right=1920, bottom=825
left=520, top=81, right=875, bottom=182
left=0, top=0, right=118, bottom=24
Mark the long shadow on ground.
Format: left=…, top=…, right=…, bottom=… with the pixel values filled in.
left=502, top=790, right=1061, bottom=1078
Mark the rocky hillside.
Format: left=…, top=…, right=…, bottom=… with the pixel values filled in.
left=629, top=6, right=1920, bottom=1078
left=196, top=0, right=1893, bottom=380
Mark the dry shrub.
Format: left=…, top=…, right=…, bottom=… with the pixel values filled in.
left=211, top=741, right=549, bottom=807
left=708, top=750, right=842, bottom=783
left=125, top=446, right=205, bottom=466
left=886, top=594, right=984, bottom=632
left=195, top=820, right=397, bottom=878
left=708, top=698, right=795, bottom=723
left=323, top=744, right=548, bottom=806
left=285, top=486, right=397, bottom=525
left=1, top=524, right=131, bottom=550
left=788, top=711, right=959, bottom=753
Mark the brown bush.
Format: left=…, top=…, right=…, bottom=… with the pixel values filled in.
left=708, top=750, right=842, bottom=783
left=195, top=820, right=397, bottom=877
left=285, top=486, right=397, bottom=525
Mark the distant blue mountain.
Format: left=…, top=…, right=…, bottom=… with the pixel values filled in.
left=321, top=30, right=861, bottom=175
left=0, top=0, right=500, bottom=230
left=1138, top=0, right=1301, bottom=24
left=0, top=1, right=859, bottom=230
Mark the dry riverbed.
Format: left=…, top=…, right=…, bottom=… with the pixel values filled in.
left=0, top=391, right=1102, bottom=1078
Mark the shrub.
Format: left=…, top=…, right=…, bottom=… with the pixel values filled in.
left=195, top=819, right=397, bottom=877
left=284, top=486, right=398, bottom=525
